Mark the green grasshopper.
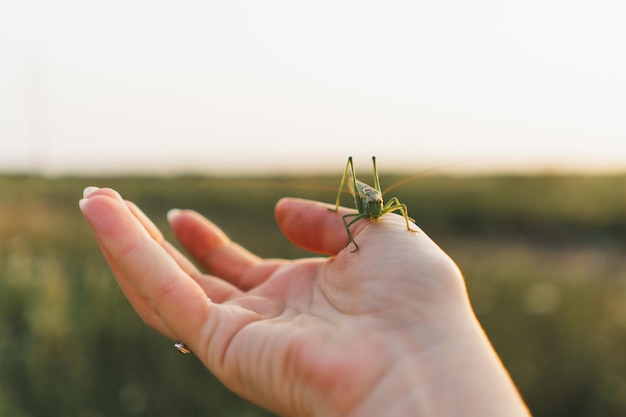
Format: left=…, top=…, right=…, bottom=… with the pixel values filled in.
left=332, top=156, right=418, bottom=252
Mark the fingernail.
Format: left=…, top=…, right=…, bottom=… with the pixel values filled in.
left=167, top=209, right=182, bottom=222
left=83, top=186, right=100, bottom=198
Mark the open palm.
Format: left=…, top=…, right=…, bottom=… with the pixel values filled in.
left=80, top=187, right=496, bottom=417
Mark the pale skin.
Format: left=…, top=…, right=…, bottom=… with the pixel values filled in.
left=79, top=187, right=531, bottom=417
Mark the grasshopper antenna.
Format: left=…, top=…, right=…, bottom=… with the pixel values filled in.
left=382, top=163, right=458, bottom=196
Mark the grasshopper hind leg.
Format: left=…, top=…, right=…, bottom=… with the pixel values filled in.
left=331, top=156, right=356, bottom=213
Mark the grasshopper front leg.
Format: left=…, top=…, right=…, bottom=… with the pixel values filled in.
left=342, top=212, right=368, bottom=252
left=382, top=197, right=418, bottom=233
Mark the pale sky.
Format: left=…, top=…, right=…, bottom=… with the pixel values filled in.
left=1, top=0, right=625, bottom=175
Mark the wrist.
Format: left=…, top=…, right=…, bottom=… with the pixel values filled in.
left=342, top=308, right=530, bottom=417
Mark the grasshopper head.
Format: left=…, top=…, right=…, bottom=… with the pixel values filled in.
left=367, top=199, right=384, bottom=220
left=362, top=187, right=384, bottom=220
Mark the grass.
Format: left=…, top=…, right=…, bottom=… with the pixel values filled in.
left=0, top=172, right=624, bottom=416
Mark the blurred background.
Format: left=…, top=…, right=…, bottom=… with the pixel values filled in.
left=1, top=1, right=625, bottom=416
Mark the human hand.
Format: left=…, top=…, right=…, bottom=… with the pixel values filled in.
left=79, top=187, right=530, bottom=417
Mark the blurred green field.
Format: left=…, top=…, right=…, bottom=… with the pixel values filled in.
left=1, top=172, right=625, bottom=417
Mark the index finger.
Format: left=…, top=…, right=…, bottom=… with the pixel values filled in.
left=79, top=187, right=211, bottom=348
left=275, top=197, right=370, bottom=255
